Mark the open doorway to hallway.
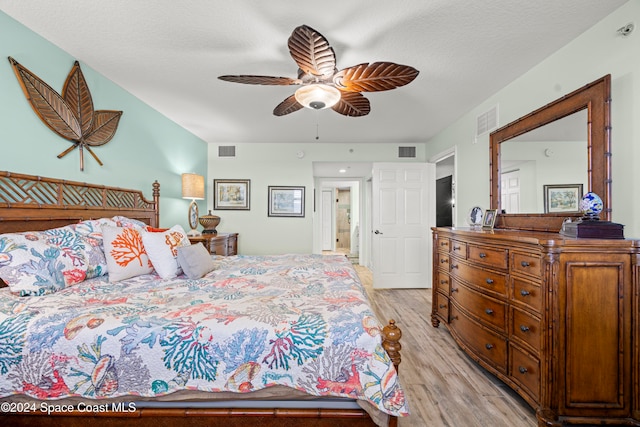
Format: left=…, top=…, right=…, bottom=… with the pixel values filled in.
left=313, top=162, right=371, bottom=267
left=431, top=148, right=456, bottom=227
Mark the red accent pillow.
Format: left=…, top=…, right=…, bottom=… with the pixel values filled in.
left=146, top=226, right=169, bottom=233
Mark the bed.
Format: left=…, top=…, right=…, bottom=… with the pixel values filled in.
left=0, top=171, right=407, bottom=427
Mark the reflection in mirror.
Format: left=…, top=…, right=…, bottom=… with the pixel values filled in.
left=499, top=110, right=588, bottom=213
left=490, top=75, right=611, bottom=231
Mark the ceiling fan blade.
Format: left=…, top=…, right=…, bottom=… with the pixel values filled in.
left=288, top=25, right=336, bottom=79
left=273, top=94, right=304, bottom=116
left=332, top=91, right=370, bottom=117
left=218, top=75, right=301, bottom=86
left=333, top=62, right=419, bottom=92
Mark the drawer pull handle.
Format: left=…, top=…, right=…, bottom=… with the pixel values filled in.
left=450, top=264, right=459, bottom=270
left=485, top=343, right=494, bottom=350
left=440, top=242, right=448, bottom=246
left=453, top=245, right=461, bottom=251
left=440, top=279, right=448, bottom=285
left=451, top=288, right=459, bottom=293
left=520, top=289, right=531, bottom=297
left=518, top=366, right=528, bottom=374
left=485, top=278, right=494, bottom=284
left=485, top=309, right=494, bottom=315
left=520, top=325, right=530, bottom=332
left=439, top=304, right=447, bottom=309
left=520, top=260, right=530, bottom=267
left=479, top=253, right=487, bottom=258
left=441, top=259, right=448, bottom=263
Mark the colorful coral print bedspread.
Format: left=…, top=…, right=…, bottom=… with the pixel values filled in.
left=0, top=254, right=408, bottom=417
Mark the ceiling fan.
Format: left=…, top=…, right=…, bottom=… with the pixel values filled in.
left=218, top=25, right=419, bottom=117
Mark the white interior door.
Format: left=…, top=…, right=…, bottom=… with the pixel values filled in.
left=501, top=170, right=521, bottom=214
left=371, top=162, right=435, bottom=289
left=321, top=189, right=334, bottom=250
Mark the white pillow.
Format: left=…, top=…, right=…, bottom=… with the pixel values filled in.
left=102, top=225, right=153, bottom=282
left=176, top=243, right=216, bottom=279
left=141, top=225, right=191, bottom=279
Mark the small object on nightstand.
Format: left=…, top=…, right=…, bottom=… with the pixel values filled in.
left=199, top=210, right=220, bottom=234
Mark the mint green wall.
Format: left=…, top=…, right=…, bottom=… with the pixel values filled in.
left=0, top=11, right=208, bottom=229
left=207, top=142, right=426, bottom=254
left=425, top=1, right=640, bottom=238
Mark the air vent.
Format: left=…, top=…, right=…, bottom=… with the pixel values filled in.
left=476, top=105, right=499, bottom=137
left=398, top=146, right=416, bottom=158
left=218, top=146, right=236, bottom=157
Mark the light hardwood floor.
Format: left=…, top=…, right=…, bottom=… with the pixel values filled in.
left=353, top=265, right=538, bottom=427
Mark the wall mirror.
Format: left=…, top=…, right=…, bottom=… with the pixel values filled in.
left=489, top=75, right=611, bottom=231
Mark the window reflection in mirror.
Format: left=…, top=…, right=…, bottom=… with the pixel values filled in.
left=499, top=110, right=588, bottom=214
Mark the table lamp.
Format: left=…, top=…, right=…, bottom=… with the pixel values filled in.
left=181, top=173, right=205, bottom=236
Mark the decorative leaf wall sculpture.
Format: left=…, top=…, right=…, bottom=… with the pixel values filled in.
left=8, top=57, right=122, bottom=171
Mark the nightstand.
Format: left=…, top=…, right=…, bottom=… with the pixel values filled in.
left=188, top=232, right=238, bottom=256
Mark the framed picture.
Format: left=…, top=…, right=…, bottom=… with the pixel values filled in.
left=268, top=186, right=305, bottom=217
left=214, top=179, right=250, bottom=210
left=543, top=184, right=583, bottom=213
left=482, top=209, right=497, bottom=229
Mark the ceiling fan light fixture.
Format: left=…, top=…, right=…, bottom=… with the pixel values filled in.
left=295, top=84, right=341, bottom=110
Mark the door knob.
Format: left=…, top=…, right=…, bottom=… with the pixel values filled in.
left=374, top=230, right=383, bottom=235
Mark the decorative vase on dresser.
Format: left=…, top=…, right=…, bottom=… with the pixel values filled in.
left=431, top=227, right=640, bottom=426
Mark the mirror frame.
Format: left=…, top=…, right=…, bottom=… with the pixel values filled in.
left=490, top=75, right=611, bottom=231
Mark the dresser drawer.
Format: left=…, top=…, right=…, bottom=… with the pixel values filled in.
left=435, top=293, right=449, bottom=322
left=510, top=306, right=541, bottom=353
left=450, top=240, right=467, bottom=258
left=509, top=344, right=540, bottom=402
left=450, top=282, right=506, bottom=331
left=437, top=253, right=450, bottom=270
left=468, top=244, right=508, bottom=270
left=449, top=260, right=507, bottom=296
left=511, top=251, right=542, bottom=279
left=436, top=237, right=451, bottom=253
left=450, top=304, right=507, bottom=372
left=510, top=277, right=542, bottom=312
left=436, top=271, right=450, bottom=294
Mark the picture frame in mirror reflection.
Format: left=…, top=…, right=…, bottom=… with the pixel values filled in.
left=543, top=184, right=583, bottom=213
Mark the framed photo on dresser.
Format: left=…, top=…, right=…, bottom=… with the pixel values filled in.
left=482, top=209, right=497, bottom=229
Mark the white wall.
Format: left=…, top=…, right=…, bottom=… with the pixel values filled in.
left=207, top=142, right=425, bottom=254
left=425, top=1, right=640, bottom=238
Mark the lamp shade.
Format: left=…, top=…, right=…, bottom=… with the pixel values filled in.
left=295, top=84, right=341, bottom=110
left=181, top=173, right=205, bottom=200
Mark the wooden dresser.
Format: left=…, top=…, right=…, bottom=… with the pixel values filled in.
left=189, top=232, right=238, bottom=256
left=431, top=227, right=640, bottom=426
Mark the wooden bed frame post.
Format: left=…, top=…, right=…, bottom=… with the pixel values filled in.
left=382, top=319, right=402, bottom=427
left=152, top=180, right=160, bottom=227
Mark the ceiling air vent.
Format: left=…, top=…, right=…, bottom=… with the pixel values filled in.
left=476, top=105, right=499, bottom=137
left=398, top=146, right=416, bottom=158
left=218, top=146, right=236, bottom=157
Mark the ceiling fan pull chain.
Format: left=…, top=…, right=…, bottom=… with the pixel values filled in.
left=316, top=110, right=320, bottom=140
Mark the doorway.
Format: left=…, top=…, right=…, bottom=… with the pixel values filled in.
left=436, top=176, right=453, bottom=227
left=431, top=148, right=456, bottom=227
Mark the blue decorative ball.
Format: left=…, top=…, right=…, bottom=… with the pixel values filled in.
left=580, top=192, right=603, bottom=216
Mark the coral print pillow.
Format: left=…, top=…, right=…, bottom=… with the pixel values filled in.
left=102, top=225, right=153, bottom=282
left=0, top=229, right=101, bottom=297
left=141, top=225, right=190, bottom=279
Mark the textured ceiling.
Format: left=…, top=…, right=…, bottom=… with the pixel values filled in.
left=0, top=0, right=628, bottom=145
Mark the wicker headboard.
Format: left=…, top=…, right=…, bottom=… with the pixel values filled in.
left=0, top=171, right=159, bottom=233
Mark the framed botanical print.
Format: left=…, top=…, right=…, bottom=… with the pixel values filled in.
left=214, top=179, right=250, bottom=210
left=268, top=186, right=305, bottom=217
